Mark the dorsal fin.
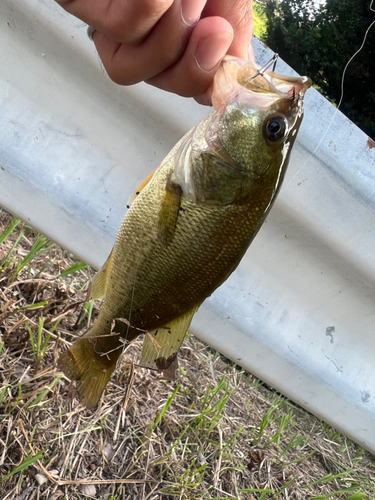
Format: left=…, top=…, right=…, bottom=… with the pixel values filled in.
left=127, top=166, right=160, bottom=206
left=90, top=250, right=113, bottom=300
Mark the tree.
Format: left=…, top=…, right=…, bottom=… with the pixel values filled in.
left=261, top=0, right=375, bottom=139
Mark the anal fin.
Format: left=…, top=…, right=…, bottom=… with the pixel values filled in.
left=139, top=307, right=197, bottom=379
left=127, top=166, right=161, bottom=206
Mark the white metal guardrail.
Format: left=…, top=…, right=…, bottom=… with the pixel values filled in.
left=1, top=0, right=375, bottom=452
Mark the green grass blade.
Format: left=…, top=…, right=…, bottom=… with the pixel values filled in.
left=59, top=261, right=89, bottom=277
left=37, top=316, right=44, bottom=359
left=251, top=397, right=282, bottom=446
left=282, top=450, right=316, bottom=466
left=221, top=426, right=244, bottom=453
left=17, top=301, right=49, bottom=310
left=306, top=470, right=354, bottom=487
left=26, top=317, right=51, bottom=368
left=0, top=216, right=20, bottom=245
left=49, top=317, right=62, bottom=334
left=34, top=259, right=55, bottom=278
left=26, top=322, right=36, bottom=358
left=309, top=487, right=362, bottom=500
left=279, top=431, right=307, bottom=457
left=14, top=382, right=23, bottom=407
left=1, top=228, right=24, bottom=272
left=272, top=475, right=299, bottom=498
left=10, top=235, right=51, bottom=281
left=40, top=331, right=51, bottom=353
left=25, top=375, right=62, bottom=410
left=75, top=301, right=94, bottom=330
left=0, top=381, right=9, bottom=405
left=265, top=409, right=294, bottom=448
left=1, top=450, right=45, bottom=482
left=151, top=385, right=180, bottom=430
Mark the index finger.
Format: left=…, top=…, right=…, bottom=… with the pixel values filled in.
left=55, top=0, right=174, bottom=44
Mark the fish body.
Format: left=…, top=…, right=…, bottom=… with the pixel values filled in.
left=58, top=57, right=311, bottom=407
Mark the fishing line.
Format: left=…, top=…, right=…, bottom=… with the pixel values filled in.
left=286, top=0, right=375, bottom=187
left=125, top=261, right=138, bottom=340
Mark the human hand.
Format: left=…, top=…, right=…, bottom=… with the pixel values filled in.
left=54, top=0, right=253, bottom=104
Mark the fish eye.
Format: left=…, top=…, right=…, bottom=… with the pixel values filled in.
left=265, top=116, right=287, bottom=142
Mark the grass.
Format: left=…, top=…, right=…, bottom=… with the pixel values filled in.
left=0, top=211, right=374, bottom=499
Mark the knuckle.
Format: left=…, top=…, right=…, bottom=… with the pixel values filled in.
left=101, top=17, right=130, bottom=43
left=103, top=0, right=174, bottom=44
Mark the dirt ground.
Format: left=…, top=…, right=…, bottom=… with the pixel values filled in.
left=1, top=213, right=374, bottom=499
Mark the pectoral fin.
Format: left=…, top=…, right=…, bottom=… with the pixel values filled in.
left=157, top=178, right=182, bottom=248
left=127, top=166, right=160, bottom=206
left=90, top=250, right=113, bottom=300
left=139, top=307, right=197, bottom=379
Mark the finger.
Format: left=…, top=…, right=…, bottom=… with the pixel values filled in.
left=55, top=0, right=174, bottom=44
left=146, top=17, right=233, bottom=102
left=202, top=0, right=253, bottom=60
left=91, top=0, right=207, bottom=85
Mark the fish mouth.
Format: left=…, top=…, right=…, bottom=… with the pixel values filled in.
left=212, top=55, right=312, bottom=111
left=236, top=55, right=312, bottom=97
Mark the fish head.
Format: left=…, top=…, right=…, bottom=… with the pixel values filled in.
left=173, top=56, right=311, bottom=205
left=209, top=56, right=312, bottom=180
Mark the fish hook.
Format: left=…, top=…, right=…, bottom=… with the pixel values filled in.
left=249, top=53, right=279, bottom=83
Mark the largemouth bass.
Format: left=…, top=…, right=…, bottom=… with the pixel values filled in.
left=58, top=56, right=311, bottom=408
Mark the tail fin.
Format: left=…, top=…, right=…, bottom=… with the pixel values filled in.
left=58, top=328, right=120, bottom=408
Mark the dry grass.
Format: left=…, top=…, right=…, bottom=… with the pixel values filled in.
left=0, top=212, right=374, bottom=500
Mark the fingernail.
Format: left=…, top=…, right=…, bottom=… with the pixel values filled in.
left=194, top=95, right=213, bottom=106
left=181, top=0, right=204, bottom=26
left=196, top=32, right=233, bottom=72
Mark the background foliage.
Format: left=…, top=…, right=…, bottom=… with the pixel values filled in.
left=256, top=0, right=375, bottom=139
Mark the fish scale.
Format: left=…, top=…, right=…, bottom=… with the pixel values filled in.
left=113, top=197, right=255, bottom=324
left=58, top=56, right=311, bottom=407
